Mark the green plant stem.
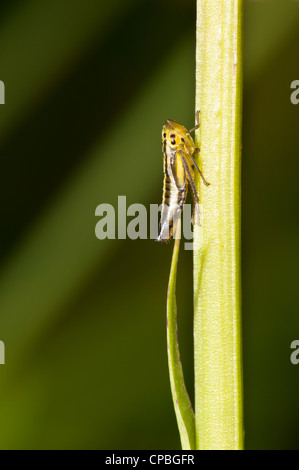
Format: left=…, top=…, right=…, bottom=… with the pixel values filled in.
left=193, top=0, right=244, bottom=449
left=167, top=219, right=195, bottom=450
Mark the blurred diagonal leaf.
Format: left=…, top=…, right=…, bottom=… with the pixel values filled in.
left=0, top=0, right=194, bottom=257
left=0, top=0, right=136, bottom=140
left=0, top=35, right=195, bottom=361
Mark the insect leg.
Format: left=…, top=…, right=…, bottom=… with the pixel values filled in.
left=188, top=110, right=201, bottom=134
left=180, top=151, right=203, bottom=226
left=189, top=154, right=210, bottom=187
left=179, top=152, right=199, bottom=204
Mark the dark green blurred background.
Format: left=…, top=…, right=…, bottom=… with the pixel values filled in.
left=0, top=0, right=298, bottom=450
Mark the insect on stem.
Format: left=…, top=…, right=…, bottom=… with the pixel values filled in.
left=157, top=112, right=210, bottom=242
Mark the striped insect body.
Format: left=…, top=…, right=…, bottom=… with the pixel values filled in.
left=157, top=112, right=209, bottom=242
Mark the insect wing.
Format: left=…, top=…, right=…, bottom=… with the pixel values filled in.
left=157, top=151, right=187, bottom=242
left=168, top=151, right=185, bottom=190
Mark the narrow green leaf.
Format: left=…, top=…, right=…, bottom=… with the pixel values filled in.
left=167, top=219, right=195, bottom=450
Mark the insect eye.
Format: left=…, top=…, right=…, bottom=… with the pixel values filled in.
left=163, top=133, right=167, bottom=138
left=181, top=138, right=185, bottom=142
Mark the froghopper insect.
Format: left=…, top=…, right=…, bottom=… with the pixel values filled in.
left=156, top=111, right=210, bottom=242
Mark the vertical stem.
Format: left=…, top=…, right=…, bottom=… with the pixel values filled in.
left=193, top=0, right=243, bottom=449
